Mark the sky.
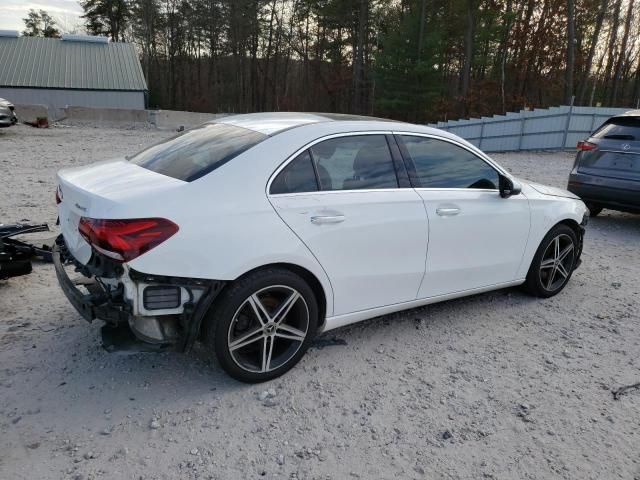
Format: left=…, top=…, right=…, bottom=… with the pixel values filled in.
left=0, top=0, right=83, bottom=33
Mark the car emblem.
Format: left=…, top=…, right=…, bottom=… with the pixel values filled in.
left=75, top=203, right=87, bottom=212
left=622, top=143, right=631, bottom=151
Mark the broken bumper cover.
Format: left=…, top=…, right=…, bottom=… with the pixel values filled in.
left=53, top=236, right=226, bottom=352
left=53, top=242, right=129, bottom=324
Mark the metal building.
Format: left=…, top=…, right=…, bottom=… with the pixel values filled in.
left=0, top=31, right=147, bottom=118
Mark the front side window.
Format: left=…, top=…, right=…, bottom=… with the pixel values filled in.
left=310, top=135, right=398, bottom=191
left=129, top=123, right=266, bottom=182
left=399, top=136, right=499, bottom=189
left=270, top=151, right=318, bottom=194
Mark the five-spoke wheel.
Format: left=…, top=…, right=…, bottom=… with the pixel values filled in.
left=228, top=286, right=309, bottom=373
left=538, top=233, right=575, bottom=292
left=204, top=268, right=318, bottom=383
left=524, top=224, right=578, bottom=298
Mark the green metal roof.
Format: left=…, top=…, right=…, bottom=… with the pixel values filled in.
left=0, top=37, right=147, bottom=91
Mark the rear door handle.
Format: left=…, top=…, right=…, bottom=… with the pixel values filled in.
left=436, top=207, right=460, bottom=216
left=310, top=215, right=345, bottom=224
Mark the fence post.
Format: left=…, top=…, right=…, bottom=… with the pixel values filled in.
left=562, top=96, right=575, bottom=149
left=517, top=114, right=526, bottom=151
left=479, top=118, right=485, bottom=149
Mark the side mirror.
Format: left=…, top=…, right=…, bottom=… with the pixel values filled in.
left=499, top=175, right=522, bottom=198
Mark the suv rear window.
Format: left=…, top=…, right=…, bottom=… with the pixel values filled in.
left=592, top=117, right=640, bottom=141
left=129, top=123, right=267, bottom=181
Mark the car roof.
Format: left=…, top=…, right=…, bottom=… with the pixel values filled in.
left=611, top=109, right=640, bottom=120
left=215, top=111, right=431, bottom=136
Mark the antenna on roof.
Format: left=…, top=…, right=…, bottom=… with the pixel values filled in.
left=0, top=30, right=20, bottom=38
left=61, top=34, right=109, bottom=44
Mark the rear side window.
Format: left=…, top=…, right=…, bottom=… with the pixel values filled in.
left=310, top=135, right=398, bottom=190
left=399, top=135, right=499, bottom=189
left=592, top=117, right=640, bottom=140
left=270, top=151, right=318, bottom=194
left=129, top=123, right=266, bottom=182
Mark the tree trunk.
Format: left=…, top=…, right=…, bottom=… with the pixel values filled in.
left=460, top=0, right=476, bottom=114
left=601, top=0, right=622, bottom=104
left=565, top=0, right=575, bottom=104
left=417, top=0, right=427, bottom=61
left=577, top=0, right=607, bottom=105
left=353, top=0, right=369, bottom=114
left=634, top=53, right=640, bottom=108
left=610, top=0, right=634, bottom=105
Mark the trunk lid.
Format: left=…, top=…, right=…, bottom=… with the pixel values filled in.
left=57, top=158, right=185, bottom=264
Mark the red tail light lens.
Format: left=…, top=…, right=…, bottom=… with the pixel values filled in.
left=78, top=217, right=179, bottom=263
left=576, top=141, right=596, bottom=151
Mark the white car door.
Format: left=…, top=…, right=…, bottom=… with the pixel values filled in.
left=268, top=133, right=429, bottom=316
left=395, top=134, right=531, bottom=298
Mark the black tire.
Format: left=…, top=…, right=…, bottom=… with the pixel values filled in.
left=203, top=267, right=318, bottom=383
left=523, top=224, right=578, bottom=298
left=585, top=203, right=603, bottom=217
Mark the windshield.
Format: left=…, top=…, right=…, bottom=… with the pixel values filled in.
left=129, top=123, right=267, bottom=181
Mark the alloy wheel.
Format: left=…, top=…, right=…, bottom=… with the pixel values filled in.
left=227, top=285, right=309, bottom=373
left=539, top=234, right=575, bottom=292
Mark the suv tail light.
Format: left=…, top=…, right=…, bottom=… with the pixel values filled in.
left=576, top=141, right=596, bottom=151
left=78, top=217, right=179, bottom=263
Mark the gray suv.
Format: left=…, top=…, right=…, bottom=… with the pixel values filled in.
left=568, top=110, right=640, bottom=215
left=0, top=98, right=17, bottom=128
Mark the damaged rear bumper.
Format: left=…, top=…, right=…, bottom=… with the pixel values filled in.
left=53, top=235, right=225, bottom=352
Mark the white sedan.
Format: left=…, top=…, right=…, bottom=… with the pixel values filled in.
left=54, top=113, right=588, bottom=382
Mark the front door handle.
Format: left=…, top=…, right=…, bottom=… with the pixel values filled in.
left=310, top=215, right=345, bottom=225
left=436, top=207, right=460, bottom=216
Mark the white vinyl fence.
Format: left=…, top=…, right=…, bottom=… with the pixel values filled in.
left=428, top=105, right=633, bottom=152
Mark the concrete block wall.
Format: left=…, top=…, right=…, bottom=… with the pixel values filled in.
left=150, top=110, right=228, bottom=130
left=14, top=104, right=49, bottom=123
left=64, top=106, right=149, bottom=124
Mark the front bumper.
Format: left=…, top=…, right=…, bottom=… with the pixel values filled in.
left=53, top=235, right=225, bottom=352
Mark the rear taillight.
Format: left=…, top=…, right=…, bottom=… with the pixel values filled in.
left=55, top=189, right=61, bottom=205
left=576, top=141, right=596, bottom=151
left=78, top=217, right=179, bottom=263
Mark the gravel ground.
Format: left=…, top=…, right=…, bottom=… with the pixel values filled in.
left=1, top=123, right=639, bottom=480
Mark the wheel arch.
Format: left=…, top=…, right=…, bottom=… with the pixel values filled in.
left=556, top=218, right=582, bottom=238
left=231, top=262, right=328, bottom=329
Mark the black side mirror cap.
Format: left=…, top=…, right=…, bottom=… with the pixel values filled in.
left=499, top=175, right=522, bottom=198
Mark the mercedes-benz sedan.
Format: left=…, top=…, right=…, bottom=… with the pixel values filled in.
left=54, top=113, right=588, bottom=382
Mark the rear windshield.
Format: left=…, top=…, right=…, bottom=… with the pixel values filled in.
left=129, top=123, right=267, bottom=181
left=592, top=117, right=640, bottom=141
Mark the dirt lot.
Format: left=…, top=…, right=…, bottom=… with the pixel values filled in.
left=1, top=123, right=639, bottom=480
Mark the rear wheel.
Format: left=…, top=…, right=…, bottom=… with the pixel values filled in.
left=524, top=224, right=578, bottom=298
left=204, top=268, right=318, bottom=383
left=585, top=203, right=603, bottom=216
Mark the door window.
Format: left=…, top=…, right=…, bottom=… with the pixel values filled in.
left=310, top=135, right=398, bottom=191
left=399, top=136, right=499, bottom=189
left=270, top=150, right=318, bottom=194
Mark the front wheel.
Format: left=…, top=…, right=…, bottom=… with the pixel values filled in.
left=203, top=268, right=318, bottom=383
left=523, top=224, right=578, bottom=298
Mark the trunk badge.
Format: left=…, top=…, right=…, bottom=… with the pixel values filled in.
left=75, top=203, right=87, bottom=212
left=622, top=143, right=631, bottom=151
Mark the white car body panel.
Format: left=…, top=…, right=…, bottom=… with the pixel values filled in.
left=56, top=113, right=588, bottom=334
left=415, top=188, right=530, bottom=297
left=270, top=188, right=428, bottom=315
